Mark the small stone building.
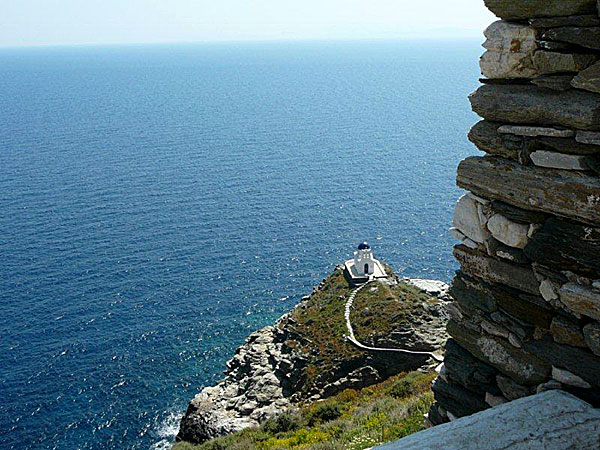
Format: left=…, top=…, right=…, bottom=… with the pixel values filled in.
left=344, top=242, right=387, bottom=283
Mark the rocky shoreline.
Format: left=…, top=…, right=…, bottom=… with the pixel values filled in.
left=176, top=268, right=449, bottom=444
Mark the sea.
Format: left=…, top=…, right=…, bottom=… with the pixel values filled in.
left=0, top=39, right=482, bottom=450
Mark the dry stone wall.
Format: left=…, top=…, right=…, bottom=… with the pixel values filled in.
left=431, top=0, right=600, bottom=424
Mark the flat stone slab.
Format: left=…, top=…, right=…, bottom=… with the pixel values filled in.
left=376, top=390, right=600, bottom=449
left=498, top=125, right=574, bottom=138
left=483, top=0, right=597, bottom=20
left=457, top=156, right=600, bottom=226
left=470, top=84, right=600, bottom=131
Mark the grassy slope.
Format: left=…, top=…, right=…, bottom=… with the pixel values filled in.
left=173, top=371, right=436, bottom=450
left=351, top=280, right=443, bottom=345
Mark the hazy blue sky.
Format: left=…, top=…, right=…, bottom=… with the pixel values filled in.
left=2, top=0, right=495, bottom=47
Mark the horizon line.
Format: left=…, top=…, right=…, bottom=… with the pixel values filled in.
left=0, top=31, right=484, bottom=51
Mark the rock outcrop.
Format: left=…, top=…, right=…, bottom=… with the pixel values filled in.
left=433, top=0, right=600, bottom=426
left=177, top=268, right=449, bottom=444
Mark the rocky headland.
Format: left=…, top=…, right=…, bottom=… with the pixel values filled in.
left=176, top=266, right=449, bottom=445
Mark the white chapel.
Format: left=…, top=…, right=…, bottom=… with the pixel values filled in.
left=344, top=242, right=387, bottom=283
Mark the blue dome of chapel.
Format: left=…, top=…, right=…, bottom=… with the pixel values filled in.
left=357, top=242, right=370, bottom=250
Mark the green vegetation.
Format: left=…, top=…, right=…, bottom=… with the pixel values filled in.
left=351, top=275, right=442, bottom=345
left=172, top=371, right=436, bottom=450
left=276, top=266, right=442, bottom=397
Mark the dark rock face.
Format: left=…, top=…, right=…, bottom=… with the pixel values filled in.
left=484, top=0, right=597, bottom=20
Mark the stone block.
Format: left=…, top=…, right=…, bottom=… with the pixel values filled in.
left=487, top=214, right=530, bottom=249
left=550, top=316, right=586, bottom=347
left=457, top=156, right=600, bottom=226
left=525, top=336, right=600, bottom=388
left=530, top=15, right=600, bottom=28
left=496, top=374, right=534, bottom=400
left=529, top=151, right=589, bottom=170
left=531, top=74, right=574, bottom=91
left=543, top=26, right=600, bottom=50
left=480, top=21, right=538, bottom=79
left=583, top=323, right=600, bottom=356
left=468, top=120, right=520, bottom=160
left=483, top=0, right=597, bottom=20
left=524, top=218, right=600, bottom=278
left=560, top=283, right=600, bottom=320
left=469, top=84, right=600, bottom=131
left=572, top=61, right=600, bottom=93
left=552, top=366, right=592, bottom=388
left=448, top=319, right=551, bottom=385
left=454, top=245, right=540, bottom=296
left=533, top=51, right=596, bottom=74
left=453, top=194, right=490, bottom=244
left=498, top=125, right=574, bottom=138
left=432, top=377, right=489, bottom=418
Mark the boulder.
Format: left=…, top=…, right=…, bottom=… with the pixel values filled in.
left=533, top=51, right=596, bottom=74
left=480, top=21, right=538, bottom=79
left=486, top=214, right=530, bottom=249
left=543, top=27, right=600, bottom=50
left=560, top=283, right=600, bottom=320
left=469, top=84, right=600, bottom=131
left=483, top=0, right=597, bottom=20
left=377, top=390, right=600, bottom=450
left=572, top=61, right=600, bottom=93
left=457, top=156, right=600, bottom=226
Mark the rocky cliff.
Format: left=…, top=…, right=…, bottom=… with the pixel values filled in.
left=176, top=266, right=449, bottom=444
left=433, top=0, right=600, bottom=425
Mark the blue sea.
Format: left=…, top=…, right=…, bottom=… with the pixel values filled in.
left=0, top=40, right=481, bottom=450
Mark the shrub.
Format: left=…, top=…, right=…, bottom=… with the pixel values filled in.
left=262, top=411, right=302, bottom=435
left=387, top=372, right=423, bottom=399
left=307, top=403, right=342, bottom=426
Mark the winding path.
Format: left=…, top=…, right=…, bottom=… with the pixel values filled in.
left=344, top=280, right=443, bottom=362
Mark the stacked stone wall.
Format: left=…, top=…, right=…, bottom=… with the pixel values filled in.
left=431, top=0, right=600, bottom=423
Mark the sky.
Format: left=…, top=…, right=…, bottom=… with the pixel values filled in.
left=1, top=0, right=496, bottom=47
